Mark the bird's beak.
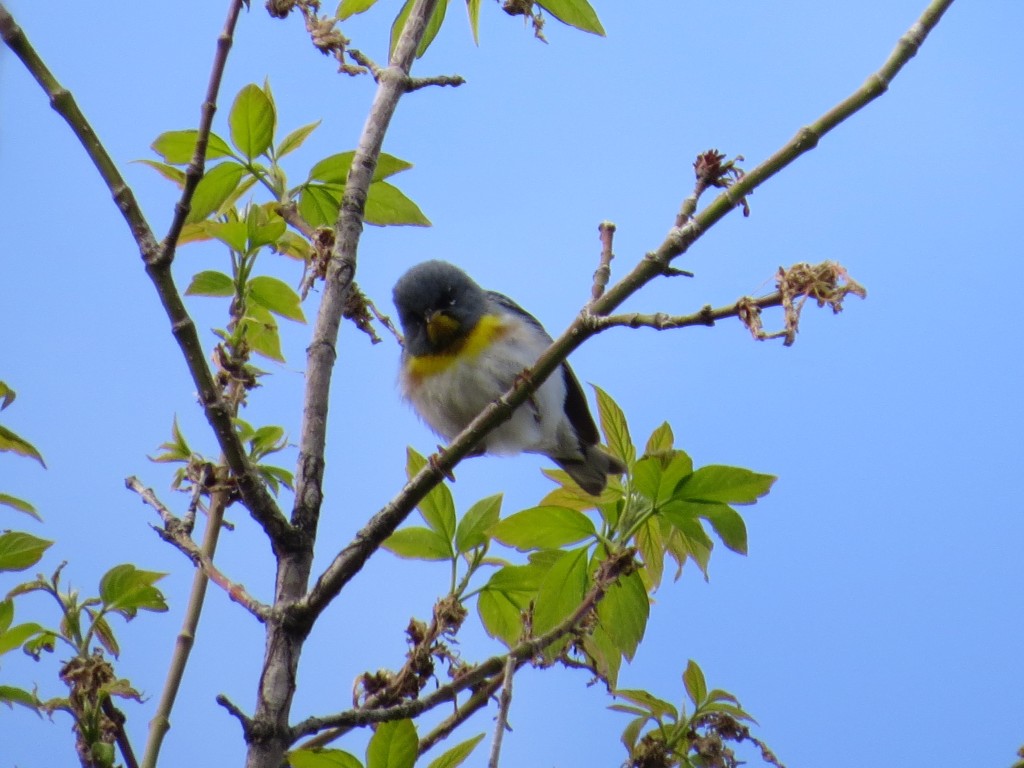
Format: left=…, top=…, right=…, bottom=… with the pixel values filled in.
left=425, top=310, right=460, bottom=347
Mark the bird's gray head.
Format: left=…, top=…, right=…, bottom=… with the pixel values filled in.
left=392, top=260, right=489, bottom=356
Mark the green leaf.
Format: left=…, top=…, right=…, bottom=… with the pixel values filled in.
left=592, top=385, right=635, bottom=467
left=241, top=304, right=285, bottom=363
left=230, top=84, right=276, bottom=159
left=674, top=466, right=776, bottom=505
left=455, top=494, right=501, bottom=554
left=612, top=688, right=677, bottom=720
left=382, top=527, right=452, bottom=561
left=90, top=613, right=120, bottom=658
left=99, top=564, right=168, bottom=618
left=0, top=599, right=11, bottom=633
left=259, top=465, right=295, bottom=493
left=390, top=0, right=448, bottom=59
left=644, top=422, right=674, bottom=456
left=465, top=0, right=481, bottom=44
left=366, top=719, right=417, bottom=768
left=584, top=623, right=622, bottom=688
left=0, top=621, right=44, bottom=656
left=365, top=181, right=430, bottom=227
left=667, top=517, right=713, bottom=579
left=203, top=220, right=249, bottom=253
left=537, top=0, right=605, bottom=35
left=425, top=733, right=485, bottom=768
left=0, top=381, right=14, bottom=410
left=308, top=151, right=412, bottom=184
left=698, top=503, right=748, bottom=555
left=277, top=119, right=321, bottom=159
left=150, top=130, right=233, bottom=164
left=150, top=416, right=192, bottom=464
left=247, top=206, right=287, bottom=250
left=248, top=276, right=306, bottom=322
left=405, top=448, right=456, bottom=542
left=476, top=563, right=545, bottom=645
left=0, top=685, right=38, bottom=711
left=185, top=162, right=247, bottom=224
left=298, top=183, right=342, bottom=228
left=249, top=425, right=286, bottom=458
left=634, top=517, right=664, bottom=590
left=619, top=715, right=649, bottom=752
left=683, top=659, right=708, bottom=707
left=0, top=532, right=52, bottom=572
left=0, top=425, right=45, bottom=467
left=476, top=589, right=522, bottom=646
left=135, top=159, right=186, bottom=188
left=532, top=546, right=588, bottom=636
left=597, top=569, right=648, bottom=661
left=491, top=506, right=596, bottom=551
left=337, top=0, right=380, bottom=20
left=0, top=494, right=41, bottom=521
left=308, top=153, right=354, bottom=184
left=288, top=748, right=364, bottom=768
left=273, top=231, right=312, bottom=261
left=185, top=270, right=235, bottom=298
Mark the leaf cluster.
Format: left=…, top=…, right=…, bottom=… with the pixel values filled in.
left=383, top=388, right=774, bottom=695
left=613, top=660, right=770, bottom=768
left=290, top=720, right=483, bottom=768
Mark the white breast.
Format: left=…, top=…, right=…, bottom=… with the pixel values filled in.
left=400, top=318, right=573, bottom=457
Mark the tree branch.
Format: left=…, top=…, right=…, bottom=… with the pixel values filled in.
left=0, top=1, right=295, bottom=552
left=291, top=0, right=442, bottom=538
left=125, top=477, right=272, bottom=623
left=244, top=3, right=447, bottom=767
left=296, top=0, right=952, bottom=625
left=0, top=4, right=158, bottom=258
left=487, top=655, right=516, bottom=768
left=141, top=485, right=231, bottom=768
left=157, top=0, right=245, bottom=266
left=291, top=549, right=634, bottom=744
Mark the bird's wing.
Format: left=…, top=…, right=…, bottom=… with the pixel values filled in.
left=485, top=291, right=600, bottom=447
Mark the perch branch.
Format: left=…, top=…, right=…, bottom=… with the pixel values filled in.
left=487, top=655, right=517, bottom=768
left=297, top=0, right=952, bottom=625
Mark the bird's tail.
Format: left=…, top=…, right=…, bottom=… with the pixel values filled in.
left=553, top=446, right=627, bottom=496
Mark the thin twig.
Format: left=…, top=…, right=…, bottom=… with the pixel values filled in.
left=125, top=477, right=272, bottom=623
left=140, top=486, right=231, bottom=768
left=588, top=291, right=784, bottom=333
left=159, top=0, right=245, bottom=266
left=0, top=5, right=158, bottom=257
left=216, top=694, right=254, bottom=739
left=589, top=221, right=616, bottom=307
left=417, top=675, right=502, bottom=755
left=487, top=655, right=517, bottom=768
left=406, top=73, right=466, bottom=92
left=101, top=697, right=139, bottom=768
left=291, top=549, right=635, bottom=743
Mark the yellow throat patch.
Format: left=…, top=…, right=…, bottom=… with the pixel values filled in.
left=406, top=313, right=508, bottom=380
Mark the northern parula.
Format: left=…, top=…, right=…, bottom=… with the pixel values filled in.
left=393, top=260, right=626, bottom=495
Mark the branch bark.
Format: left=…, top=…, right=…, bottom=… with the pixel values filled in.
left=244, top=2, right=444, bottom=767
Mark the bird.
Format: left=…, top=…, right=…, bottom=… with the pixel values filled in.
left=392, top=260, right=626, bottom=496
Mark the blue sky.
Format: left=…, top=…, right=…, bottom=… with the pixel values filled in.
left=1, top=1, right=1022, bottom=767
